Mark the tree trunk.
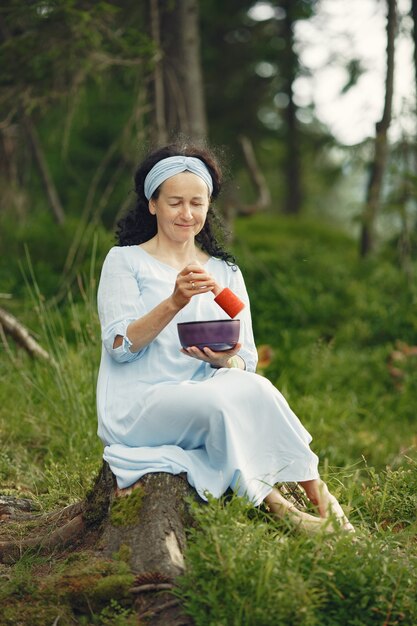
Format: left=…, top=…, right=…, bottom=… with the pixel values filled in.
left=98, top=470, right=197, bottom=578
left=411, top=0, right=417, bottom=90
left=281, top=0, right=302, bottom=215
left=360, top=0, right=396, bottom=257
left=0, top=18, right=66, bottom=226
left=149, top=0, right=168, bottom=145
left=158, top=0, right=207, bottom=143
left=238, top=135, right=271, bottom=214
left=409, top=0, right=417, bottom=239
left=22, top=115, right=66, bottom=225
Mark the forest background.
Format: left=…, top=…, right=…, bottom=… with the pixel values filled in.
left=0, top=1, right=417, bottom=625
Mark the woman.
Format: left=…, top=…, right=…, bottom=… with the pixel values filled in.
left=96, top=143, right=354, bottom=533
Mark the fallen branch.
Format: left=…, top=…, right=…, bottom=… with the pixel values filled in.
left=0, top=306, right=52, bottom=361
left=130, top=583, right=174, bottom=594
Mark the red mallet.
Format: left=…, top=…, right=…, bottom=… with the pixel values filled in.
left=214, top=288, right=245, bottom=318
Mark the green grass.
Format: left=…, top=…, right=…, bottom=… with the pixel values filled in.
left=0, top=265, right=103, bottom=509
left=177, top=495, right=417, bottom=626
left=1, top=213, right=416, bottom=624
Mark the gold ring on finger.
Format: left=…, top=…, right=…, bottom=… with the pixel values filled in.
left=191, top=281, right=196, bottom=289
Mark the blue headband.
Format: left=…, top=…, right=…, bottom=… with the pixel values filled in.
left=144, top=156, right=213, bottom=200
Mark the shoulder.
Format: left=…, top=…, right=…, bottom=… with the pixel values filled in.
left=209, top=257, right=243, bottom=282
left=102, top=245, right=137, bottom=273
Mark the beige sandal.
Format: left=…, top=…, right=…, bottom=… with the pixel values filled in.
left=265, top=482, right=355, bottom=534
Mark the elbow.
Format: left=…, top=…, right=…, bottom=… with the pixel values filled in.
left=113, top=335, right=123, bottom=349
left=104, top=335, right=140, bottom=364
left=106, top=343, right=140, bottom=364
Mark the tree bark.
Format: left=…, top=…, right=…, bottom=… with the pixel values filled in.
left=150, top=0, right=168, bottom=145
left=281, top=0, right=302, bottom=215
left=411, top=0, right=417, bottom=90
left=158, top=0, right=207, bottom=143
left=99, top=470, right=198, bottom=578
left=360, top=0, right=396, bottom=257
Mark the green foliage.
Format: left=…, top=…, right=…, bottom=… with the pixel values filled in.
left=0, top=211, right=114, bottom=299
left=234, top=214, right=416, bottom=345
left=0, top=259, right=103, bottom=508
left=85, top=599, right=137, bottom=626
left=231, top=215, right=417, bottom=471
left=178, top=495, right=417, bottom=625
left=359, top=460, right=417, bottom=528
left=0, top=0, right=149, bottom=112
left=1, top=213, right=417, bottom=624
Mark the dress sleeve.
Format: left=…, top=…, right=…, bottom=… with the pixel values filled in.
left=97, top=247, right=147, bottom=363
left=228, top=266, right=258, bottom=373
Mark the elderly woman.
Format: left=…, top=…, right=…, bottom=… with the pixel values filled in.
left=96, top=143, right=354, bottom=533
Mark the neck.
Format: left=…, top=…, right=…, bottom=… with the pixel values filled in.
left=142, top=235, right=205, bottom=268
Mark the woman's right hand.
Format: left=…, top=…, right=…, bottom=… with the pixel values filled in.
left=171, top=263, right=218, bottom=309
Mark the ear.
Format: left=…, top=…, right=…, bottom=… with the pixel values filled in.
left=148, top=199, right=156, bottom=215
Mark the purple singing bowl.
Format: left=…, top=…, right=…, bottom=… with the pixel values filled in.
left=177, top=319, right=240, bottom=351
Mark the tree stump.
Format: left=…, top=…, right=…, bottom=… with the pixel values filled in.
left=0, top=462, right=201, bottom=625
left=0, top=462, right=331, bottom=623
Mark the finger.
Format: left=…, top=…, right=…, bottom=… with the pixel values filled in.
left=186, top=279, right=216, bottom=292
left=181, top=263, right=207, bottom=276
left=186, top=272, right=214, bottom=285
left=203, top=343, right=242, bottom=357
left=180, top=348, right=200, bottom=359
left=187, top=346, right=205, bottom=356
left=187, top=346, right=212, bottom=361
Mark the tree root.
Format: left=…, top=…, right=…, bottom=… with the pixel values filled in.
left=0, top=501, right=86, bottom=564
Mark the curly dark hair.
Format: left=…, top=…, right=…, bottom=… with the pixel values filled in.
left=116, top=143, right=235, bottom=265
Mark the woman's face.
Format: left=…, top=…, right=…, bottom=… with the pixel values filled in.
left=149, top=172, right=210, bottom=244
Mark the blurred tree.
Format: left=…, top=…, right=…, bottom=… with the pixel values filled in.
left=280, top=0, right=305, bottom=215
left=412, top=0, right=417, bottom=88
left=199, top=0, right=319, bottom=215
left=360, top=0, right=397, bottom=257
left=150, top=0, right=207, bottom=144
left=0, top=0, right=150, bottom=224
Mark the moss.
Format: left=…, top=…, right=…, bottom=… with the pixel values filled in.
left=113, top=543, right=132, bottom=563
left=42, top=552, right=135, bottom=613
left=62, top=572, right=134, bottom=612
left=110, top=487, right=144, bottom=527
left=88, top=574, right=134, bottom=605
left=2, top=600, right=75, bottom=626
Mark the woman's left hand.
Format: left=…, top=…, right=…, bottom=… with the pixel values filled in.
left=181, top=343, right=242, bottom=369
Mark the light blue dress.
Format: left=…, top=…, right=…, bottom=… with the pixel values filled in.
left=97, top=246, right=319, bottom=505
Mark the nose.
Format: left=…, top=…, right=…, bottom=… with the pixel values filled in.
left=180, top=204, right=193, bottom=220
